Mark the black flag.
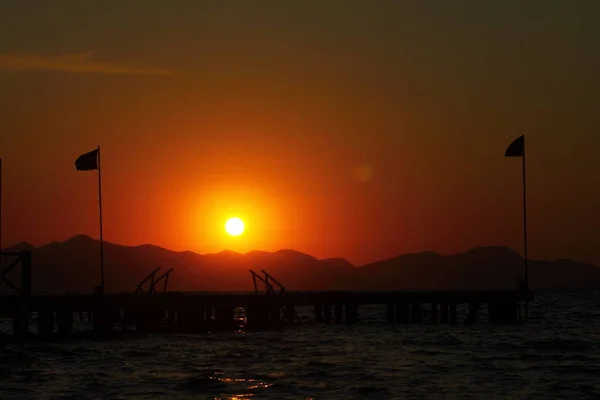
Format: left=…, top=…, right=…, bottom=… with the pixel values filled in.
left=74, top=146, right=105, bottom=293
left=75, top=149, right=99, bottom=171
left=505, top=135, right=524, bottom=157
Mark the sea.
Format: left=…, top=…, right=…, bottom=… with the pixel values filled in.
left=1, top=292, right=599, bottom=399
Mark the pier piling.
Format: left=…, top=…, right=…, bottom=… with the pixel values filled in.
left=323, top=305, right=332, bottom=324
left=284, top=304, right=296, bottom=323
left=386, top=303, right=394, bottom=323
left=431, top=303, right=439, bottom=323
left=449, top=303, right=457, bottom=324
left=334, top=304, right=343, bottom=324
left=488, top=302, right=519, bottom=324
left=440, top=303, right=449, bottom=324
left=56, top=310, right=73, bottom=338
left=411, top=302, right=422, bottom=323
left=0, top=285, right=535, bottom=342
left=38, top=310, right=55, bottom=339
left=395, top=302, right=409, bottom=324
left=215, top=306, right=235, bottom=330
left=314, top=305, right=324, bottom=323
left=345, top=303, right=358, bottom=324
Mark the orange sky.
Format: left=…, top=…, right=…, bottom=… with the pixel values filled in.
left=0, top=1, right=599, bottom=266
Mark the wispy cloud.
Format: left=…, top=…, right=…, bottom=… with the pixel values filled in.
left=0, top=52, right=171, bottom=76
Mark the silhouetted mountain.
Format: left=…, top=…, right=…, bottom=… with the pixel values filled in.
left=1, top=236, right=599, bottom=294
left=2, top=241, right=35, bottom=253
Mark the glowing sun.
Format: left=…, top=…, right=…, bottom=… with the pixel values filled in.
left=225, top=217, right=245, bottom=236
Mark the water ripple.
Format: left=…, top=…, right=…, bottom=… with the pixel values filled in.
left=2, top=293, right=600, bottom=399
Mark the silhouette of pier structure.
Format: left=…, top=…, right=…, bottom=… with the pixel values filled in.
left=0, top=250, right=534, bottom=343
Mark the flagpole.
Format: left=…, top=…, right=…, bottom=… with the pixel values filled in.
left=520, top=136, right=529, bottom=321
left=0, top=158, right=3, bottom=258
left=522, top=138, right=528, bottom=288
left=505, top=134, right=529, bottom=321
left=97, top=146, right=105, bottom=294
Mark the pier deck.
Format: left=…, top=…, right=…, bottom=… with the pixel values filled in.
left=0, top=289, right=534, bottom=342
left=0, top=290, right=534, bottom=311
left=0, top=250, right=535, bottom=342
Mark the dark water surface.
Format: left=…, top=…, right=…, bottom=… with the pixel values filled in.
left=1, top=292, right=600, bottom=399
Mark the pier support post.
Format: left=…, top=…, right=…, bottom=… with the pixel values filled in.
left=167, top=308, right=176, bottom=325
left=56, top=310, right=73, bottom=338
left=431, top=303, right=439, bottom=323
left=395, top=303, right=409, bottom=324
left=488, top=302, right=518, bottom=324
left=508, top=302, right=518, bottom=323
left=177, top=307, right=207, bottom=333
left=245, top=306, right=256, bottom=328
left=284, top=304, right=296, bottom=324
left=467, top=302, right=480, bottom=324
left=323, top=305, right=332, bottom=324
left=386, top=303, right=395, bottom=323
left=509, top=302, right=518, bottom=323
left=93, top=307, right=113, bottom=336
left=268, top=304, right=280, bottom=324
left=314, top=305, right=324, bottom=323
left=410, top=302, right=422, bottom=323
left=205, top=307, right=213, bottom=323
left=136, top=307, right=162, bottom=333
left=245, top=305, right=270, bottom=329
left=13, top=250, right=32, bottom=343
left=215, top=307, right=235, bottom=330
left=345, top=303, right=358, bottom=324
left=38, top=310, right=55, bottom=339
left=440, top=303, right=449, bottom=324
left=12, top=307, right=29, bottom=341
left=449, top=304, right=457, bottom=324
left=334, top=304, right=343, bottom=324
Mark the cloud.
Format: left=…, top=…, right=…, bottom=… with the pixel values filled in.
left=0, top=52, right=172, bottom=76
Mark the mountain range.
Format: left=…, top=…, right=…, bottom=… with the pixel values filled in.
left=1, top=235, right=599, bottom=294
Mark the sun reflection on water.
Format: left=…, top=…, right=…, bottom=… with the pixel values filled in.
left=210, top=375, right=273, bottom=400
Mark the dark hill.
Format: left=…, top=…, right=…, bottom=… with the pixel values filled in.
left=1, top=236, right=599, bottom=294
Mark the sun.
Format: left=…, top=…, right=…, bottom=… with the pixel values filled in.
left=225, top=217, right=245, bottom=236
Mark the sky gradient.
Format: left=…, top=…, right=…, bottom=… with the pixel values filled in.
left=0, top=1, right=598, bottom=266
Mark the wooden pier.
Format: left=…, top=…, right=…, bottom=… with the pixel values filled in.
left=0, top=250, right=535, bottom=343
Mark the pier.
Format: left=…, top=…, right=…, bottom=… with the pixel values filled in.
left=0, top=250, right=535, bottom=343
